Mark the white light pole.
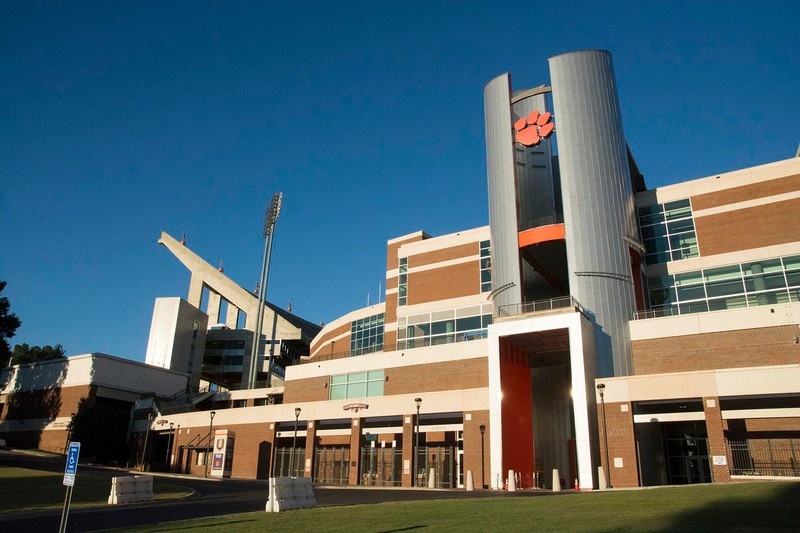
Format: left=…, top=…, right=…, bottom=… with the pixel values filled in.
left=249, top=192, right=283, bottom=389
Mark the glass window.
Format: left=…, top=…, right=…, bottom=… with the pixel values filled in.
left=350, top=313, right=384, bottom=356
left=329, top=370, right=384, bottom=400
left=480, top=240, right=492, bottom=292
left=677, top=285, right=706, bottom=301
left=704, top=266, right=741, bottom=281
left=456, top=315, right=482, bottom=332
left=782, top=255, right=800, bottom=271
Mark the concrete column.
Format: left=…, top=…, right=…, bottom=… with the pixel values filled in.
left=187, top=275, right=204, bottom=308
left=348, top=418, right=363, bottom=485
left=267, top=422, right=279, bottom=478
left=207, top=292, right=222, bottom=325
left=225, top=303, right=240, bottom=328
left=703, top=396, right=732, bottom=483
left=304, top=421, right=317, bottom=478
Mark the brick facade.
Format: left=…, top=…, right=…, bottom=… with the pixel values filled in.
left=694, top=197, right=800, bottom=256
left=702, top=397, right=731, bottom=483
left=598, top=400, right=639, bottom=488
left=691, top=173, right=800, bottom=210
left=632, top=325, right=800, bottom=375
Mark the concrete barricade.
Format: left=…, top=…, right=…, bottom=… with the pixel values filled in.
left=266, top=477, right=316, bottom=512
left=108, top=475, right=154, bottom=505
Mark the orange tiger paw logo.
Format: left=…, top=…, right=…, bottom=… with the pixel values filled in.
left=514, top=110, right=554, bottom=146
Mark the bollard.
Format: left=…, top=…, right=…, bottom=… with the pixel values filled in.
left=428, top=468, right=435, bottom=488
left=507, top=470, right=516, bottom=492
left=552, top=469, right=561, bottom=492
left=598, top=466, right=608, bottom=491
left=466, top=470, right=474, bottom=491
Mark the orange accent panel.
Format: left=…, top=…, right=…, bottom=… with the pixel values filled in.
left=518, top=224, right=565, bottom=248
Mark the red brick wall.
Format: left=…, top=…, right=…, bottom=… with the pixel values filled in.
left=463, top=411, right=490, bottom=489
left=632, top=325, right=800, bottom=375
left=703, top=397, right=731, bottom=483
left=598, top=400, right=639, bottom=487
left=691, top=174, right=800, bottom=210
left=694, top=197, right=800, bottom=256
left=407, top=262, right=480, bottom=305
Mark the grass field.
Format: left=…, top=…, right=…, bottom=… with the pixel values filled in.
left=0, top=466, right=191, bottom=515
left=113, top=481, right=800, bottom=533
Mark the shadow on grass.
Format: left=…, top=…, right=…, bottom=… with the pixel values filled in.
left=376, top=526, right=425, bottom=533
left=656, top=482, right=800, bottom=532
left=145, top=519, right=260, bottom=532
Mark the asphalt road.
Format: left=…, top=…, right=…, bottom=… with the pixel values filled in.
left=0, top=450, right=558, bottom=532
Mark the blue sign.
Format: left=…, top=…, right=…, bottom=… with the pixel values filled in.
left=64, top=442, right=80, bottom=486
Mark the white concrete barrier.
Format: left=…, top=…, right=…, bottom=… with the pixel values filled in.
left=507, top=470, right=516, bottom=492
left=598, top=466, right=608, bottom=490
left=552, top=469, right=561, bottom=492
left=428, top=468, right=435, bottom=488
left=466, top=470, right=474, bottom=491
left=266, top=477, right=316, bottom=512
left=108, top=475, right=154, bottom=504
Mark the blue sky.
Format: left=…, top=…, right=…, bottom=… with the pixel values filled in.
left=1, top=1, right=798, bottom=362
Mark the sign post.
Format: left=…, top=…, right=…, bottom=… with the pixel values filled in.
left=59, top=442, right=80, bottom=533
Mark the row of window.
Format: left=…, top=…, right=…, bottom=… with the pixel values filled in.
left=647, top=255, right=800, bottom=315
left=397, top=303, right=493, bottom=348
left=638, top=199, right=698, bottom=265
left=330, top=370, right=385, bottom=400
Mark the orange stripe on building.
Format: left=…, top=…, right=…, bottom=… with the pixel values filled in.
left=518, top=223, right=565, bottom=248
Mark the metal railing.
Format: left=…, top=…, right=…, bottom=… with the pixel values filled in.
left=498, top=296, right=584, bottom=318
left=727, top=439, right=800, bottom=477
left=312, top=332, right=489, bottom=362
left=633, top=307, right=680, bottom=320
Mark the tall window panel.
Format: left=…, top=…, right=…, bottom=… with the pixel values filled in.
left=638, top=199, right=698, bottom=265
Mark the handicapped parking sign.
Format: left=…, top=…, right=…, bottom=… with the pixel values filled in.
left=63, top=442, right=80, bottom=486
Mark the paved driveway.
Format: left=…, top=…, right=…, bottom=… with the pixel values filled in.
left=0, top=450, right=558, bottom=532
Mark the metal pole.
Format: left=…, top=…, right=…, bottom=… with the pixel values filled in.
left=58, top=485, right=73, bottom=533
left=205, top=411, right=216, bottom=478
left=479, top=424, right=486, bottom=489
left=172, top=425, right=180, bottom=474
left=249, top=192, right=282, bottom=389
left=414, top=397, right=422, bottom=487
left=142, top=413, right=153, bottom=471
left=165, top=423, right=173, bottom=472
left=290, top=407, right=301, bottom=477
left=597, top=383, right=612, bottom=488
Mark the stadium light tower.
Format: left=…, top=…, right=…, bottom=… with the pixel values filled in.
left=248, top=192, right=283, bottom=389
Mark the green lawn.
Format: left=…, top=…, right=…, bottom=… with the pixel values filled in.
left=0, top=466, right=192, bottom=515
left=114, top=482, right=800, bottom=533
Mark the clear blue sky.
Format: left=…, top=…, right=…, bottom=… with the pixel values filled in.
left=1, top=1, right=798, bottom=362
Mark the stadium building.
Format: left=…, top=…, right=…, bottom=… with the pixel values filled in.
left=2, top=49, right=798, bottom=487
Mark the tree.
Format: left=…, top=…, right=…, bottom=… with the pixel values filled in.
left=11, top=343, right=66, bottom=366
left=0, top=280, right=22, bottom=367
